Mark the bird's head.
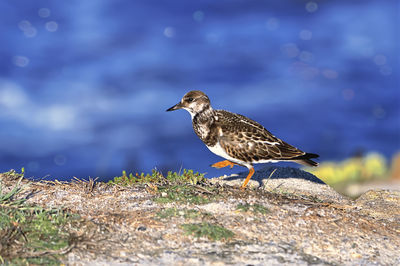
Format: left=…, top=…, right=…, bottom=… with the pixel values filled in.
left=166, top=90, right=211, bottom=118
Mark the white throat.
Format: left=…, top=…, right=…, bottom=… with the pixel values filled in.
left=183, top=108, right=196, bottom=120
left=184, top=105, right=213, bottom=120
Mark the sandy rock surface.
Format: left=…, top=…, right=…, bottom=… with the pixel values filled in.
left=2, top=167, right=400, bottom=265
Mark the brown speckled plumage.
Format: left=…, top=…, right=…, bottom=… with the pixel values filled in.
left=167, top=90, right=319, bottom=188
left=193, top=109, right=306, bottom=163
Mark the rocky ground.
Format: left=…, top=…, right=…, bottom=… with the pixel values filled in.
left=1, top=166, right=400, bottom=265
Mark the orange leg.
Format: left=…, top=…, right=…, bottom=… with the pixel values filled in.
left=240, top=167, right=255, bottom=189
left=211, top=160, right=237, bottom=169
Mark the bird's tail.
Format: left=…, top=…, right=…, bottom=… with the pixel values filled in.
left=292, top=153, right=319, bottom=167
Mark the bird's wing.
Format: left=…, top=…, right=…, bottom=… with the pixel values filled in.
left=216, top=110, right=305, bottom=162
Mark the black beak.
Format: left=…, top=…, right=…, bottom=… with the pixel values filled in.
left=166, top=102, right=183, bottom=112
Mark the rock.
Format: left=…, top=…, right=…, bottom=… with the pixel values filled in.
left=355, top=189, right=400, bottom=226
left=2, top=169, right=400, bottom=265
left=210, top=166, right=348, bottom=203
left=346, top=180, right=400, bottom=198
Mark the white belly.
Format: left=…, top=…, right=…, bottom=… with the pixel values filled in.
left=206, top=142, right=279, bottom=168
left=206, top=143, right=252, bottom=168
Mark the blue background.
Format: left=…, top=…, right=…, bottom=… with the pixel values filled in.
left=0, top=0, right=399, bottom=180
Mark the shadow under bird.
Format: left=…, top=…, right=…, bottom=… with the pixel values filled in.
left=167, top=90, right=319, bottom=189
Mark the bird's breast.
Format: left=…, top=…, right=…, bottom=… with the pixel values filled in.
left=192, top=120, right=218, bottom=147
left=193, top=122, right=209, bottom=140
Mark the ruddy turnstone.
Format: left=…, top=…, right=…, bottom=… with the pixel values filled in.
left=167, top=90, right=319, bottom=189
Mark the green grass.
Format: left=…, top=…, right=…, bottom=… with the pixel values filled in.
left=108, top=169, right=206, bottom=186
left=156, top=207, right=204, bottom=219
left=109, top=169, right=219, bottom=205
left=236, top=203, right=270, bottom=215
left=0, top=170, right=78, bottom=264
left=181, top=222, right=234, bottom=241
left=154, top=184, right=216, bottom=204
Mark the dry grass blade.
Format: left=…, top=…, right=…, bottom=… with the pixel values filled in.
left=72, top=177, right=99, bottom=194
left=19, top=243, right=76, bottom=258
left=192, top=184, right=214, bottom=195
left=263, top=168, right=277, bottom=189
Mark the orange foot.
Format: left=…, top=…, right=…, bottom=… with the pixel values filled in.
left=240, top=167, right=255, bottom=190
left=211, top=160, right=237, bottom=169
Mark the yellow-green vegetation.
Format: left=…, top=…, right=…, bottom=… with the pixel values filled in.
left=109, top=169, right=219, bottom=204
left=156, top=207, right=206, bottom=219
left=181, top=223, right=234, bottom=241
left=108, top=169, right=206, bottom=186
left=155, top=185, right=217, bottom=204
left=236, top=203, right=270, bottom=215
left=305, top=152, right=388, bottom=187
left=0, top=170, right=78, bottom=264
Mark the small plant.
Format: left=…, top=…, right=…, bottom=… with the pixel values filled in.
left=155, top=185, right=214, bottom=205
left=156, top=208, right=203, bottom=219
left=108, top=169, right=206, bottom=186
left=1, top=168, right=25, bottom=181
left=181, top=223, right=234, bottom=241
left=236, top=203, right=270, bottom=215
left=108, top=169, right=216, bottom=205
left=0, top=174, right=27, bottom=208
left=156, top=207, right=180, bottom=219
left=183, top=209, right=203, bottom=219
left=0, top=170, right=78, bottom=264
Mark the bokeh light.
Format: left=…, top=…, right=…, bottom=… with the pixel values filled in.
left=12, top=56, right=30, bottom=67
left=299, top=29, right=312, bottom=40
left=281, top=43, right=299, bottom=58
left=298, top=51, right=314, bottom=63
left=38, top=8, right=51, bottom=18
left=193, top=10, right=204, bottom=22
left=18, top=20, right=37, bottom=37
left=54, top=154, right=67, bottom=166
left=45, top=21, right=58, bottom=32
left=306, top=2, right=318, bottom=13
left=163, top=27, right=175, bottom=38
left=373, top=54, right=387, bottom=66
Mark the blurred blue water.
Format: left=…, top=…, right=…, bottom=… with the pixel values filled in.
left=0, top=0, right=399, bottom=181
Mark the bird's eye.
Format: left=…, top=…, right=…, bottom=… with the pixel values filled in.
left=187, top=97, right=194, bottom=102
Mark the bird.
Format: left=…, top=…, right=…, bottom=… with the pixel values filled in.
left=166, top=90, right=319, bottom=189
